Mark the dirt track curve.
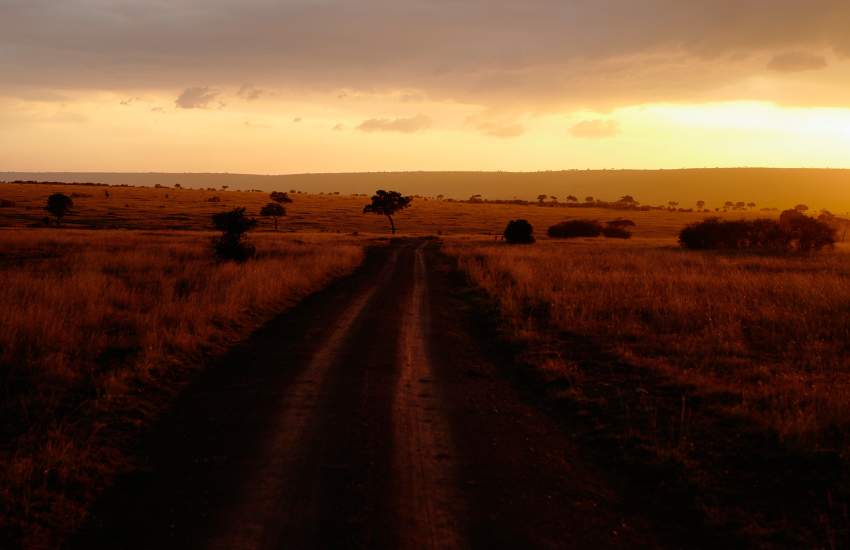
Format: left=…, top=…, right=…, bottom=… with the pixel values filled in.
left=73, top=238, right=675, bottom=550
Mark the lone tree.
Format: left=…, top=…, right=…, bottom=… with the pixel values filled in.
left=45, top=193, right=73, bottom=224
left=260, top=202, right=286, bottom=231
left=211, top=207, right=258, bottom=262
left=747, top=202, right=756, bottom=211
left=270, top=191, right=293, bottom=205
left=696, top=200, right=705, bottom=209
left=363, top=190, right=412, bottom=234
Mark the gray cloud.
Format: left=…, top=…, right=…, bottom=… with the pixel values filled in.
left=355, top=114, right=434, bottom=133
left=1, top=1, right=849, bottom=110
left=569, top=119, right=622, bottom=138
left=175, top=87, right=221, bottom=109
left=767, top=51, right=828, bottom=73
left=237, top=84, right=263, bottom=101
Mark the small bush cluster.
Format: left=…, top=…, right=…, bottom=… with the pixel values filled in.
left=601, top=226, right=632, bottom=239
left=548, top=219, right=634, bottom=239
left=679, top=212, right=835, bottom=251
left=548, top=219, right=603, bottom=238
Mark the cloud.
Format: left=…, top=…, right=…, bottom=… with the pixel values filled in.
left=766, top=51, right=828, bottom=73
left=332, top=123, right=344, bottom=131
left=2, top=1, right=850, bottom=110
left=175, top=87, right=220, bottom=109
left=477, top=122, right=525, bottom=139
left=293, top=117, right=302, bottom=122
left=569, top=119, right=622, bottom=138
left=237, top=84, right=263, bottom=101
left=355, top=114, right=434, bottom=134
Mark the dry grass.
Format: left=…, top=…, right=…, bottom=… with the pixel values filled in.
left=0, top=228, right=365, bottom=548
left=445, top=237, right=850, bottom=454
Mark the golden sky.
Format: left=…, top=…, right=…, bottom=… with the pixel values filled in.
left=1, top=0, right=849, bottom=175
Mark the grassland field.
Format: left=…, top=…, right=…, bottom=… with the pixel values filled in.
left=1, top=180, right=848, bottom=547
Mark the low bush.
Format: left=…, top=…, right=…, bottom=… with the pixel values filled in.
left=547, top=219, right=602, bottom=238
left=679, top=215, right=834, bottom=251
left=503, top=219, right=535, bottom=244
left=601, top=226, right=632, bottom=239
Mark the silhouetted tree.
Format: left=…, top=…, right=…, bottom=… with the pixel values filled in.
left=585, top=196, right=594, bottom=202
left=724, top=201, right=733, bottom=211
left=619, top=195, right=636, bottom=204
left=747, top=202, right=756, bottom=211
left=735, top=201, right=746, bottom=210
left=270, top=191, right=293, bottom=205
left=174, top=183, right=181, bottom=189
left=668, top=201, right=679, bottom=209
left=363, top=190, right=412, bottom=234
left=211, top=207, right=258, bottom=261
left=696, top=200, right=705, bottom=209
left=504, top=219, right=535, bottom=243
left=566, top=195, right=578, bottom=203
left=44, top=193, right=73, bottom=224
left=260, top=202, right=286, bottom=231
left=536, top=194, right=548, bottom=205
left=794, top=204, right=809, bottom=213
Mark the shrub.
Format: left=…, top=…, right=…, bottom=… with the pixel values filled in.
left=503, top=219, right=535, bottom=244
left=601, top=226, right=632, bottom=239
left=211, top=207, right=258, bottom=261
left=547, top=219, right=602, bottom=238
left=679, top=216, right=834, bottom=251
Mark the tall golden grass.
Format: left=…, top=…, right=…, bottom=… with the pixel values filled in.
left=0, top=229, right=365, bottom=548
left=445, top=237, right=850, bottom=454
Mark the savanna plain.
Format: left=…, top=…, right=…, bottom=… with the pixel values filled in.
left=1, top=180, right=849, bottom=549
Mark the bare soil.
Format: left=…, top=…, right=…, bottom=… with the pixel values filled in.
left=72, top=238, right=708, bottom=549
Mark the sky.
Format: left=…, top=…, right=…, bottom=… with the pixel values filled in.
left=1, top=0, right=850, bottom=176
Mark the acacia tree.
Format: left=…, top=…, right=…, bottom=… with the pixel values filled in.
left=260, top=202, right=286, bottom=231
left=270, top=191, right=293, bottom=205
left=45, top=193, right=73, bottom=224
left=696, top=200, right=705, bottom=209
left=363, top=190, right=412, bottom=234
left=747, top=202, right=756, bottom=211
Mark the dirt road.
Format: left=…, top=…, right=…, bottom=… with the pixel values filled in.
left=73, top=238, right=673, bottom=549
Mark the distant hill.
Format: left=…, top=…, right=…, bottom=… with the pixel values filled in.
left=2, top=168, right=848, bottom=213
